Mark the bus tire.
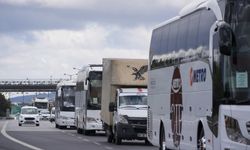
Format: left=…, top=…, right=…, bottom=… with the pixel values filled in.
left=197, top=126, right=206, bottom=150
left=159, top=125, right=166, bottom=150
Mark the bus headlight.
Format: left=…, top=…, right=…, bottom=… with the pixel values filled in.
left=225, top=116, right=250, bottom=145
left=117, top=115, right=128, bottom=124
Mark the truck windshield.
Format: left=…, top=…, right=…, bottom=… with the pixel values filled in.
left=88, top=71, right=102, bottom=110
left=222, top=0, right=250, bottom=104
left=34, top=102, right=47, bottom=109
left=61, top=86, right=75, bottom=111
left=21, top=108, right=38, bottom=114
left=119, top=95, right=147, bottom=106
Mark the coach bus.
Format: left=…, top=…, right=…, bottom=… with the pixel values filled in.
left=55, top=79, right=76, bottom=129
left=75, top=64, right=103, bottom=135
left=147, top=0, right=250, bottom=149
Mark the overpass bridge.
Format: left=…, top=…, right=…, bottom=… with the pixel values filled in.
left=0, top=79, right=64, bottom=92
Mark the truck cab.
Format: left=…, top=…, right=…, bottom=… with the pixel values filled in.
left=110, top=88, right=148, bottom=144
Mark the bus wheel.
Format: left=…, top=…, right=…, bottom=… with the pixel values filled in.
left=197, top=127, right=206, bottom=150
left=159, top=125, right=166, bottom=150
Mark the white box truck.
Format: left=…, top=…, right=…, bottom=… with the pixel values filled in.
left=101, top=58, right=149, bottom=145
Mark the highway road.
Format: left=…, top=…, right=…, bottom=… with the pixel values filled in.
left=0, top=120, right=157, bottom=150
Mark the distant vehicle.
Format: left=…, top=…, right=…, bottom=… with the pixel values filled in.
left=101, top=58, right=148, bottom=145
left=147, top=0, right=250, bottom=149
left=40, top=110, right=50, bottom=120
left=18, top=106, right=40, bottom=126
left=55, top=80, right=76, bottom=129
left=32, top=97, right=49, bottom=114
left=75, top=64, right=103, bottom=135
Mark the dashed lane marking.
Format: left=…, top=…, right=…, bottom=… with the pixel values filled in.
left=93, top=142, right=101, bottom=146
left=105, top=146, right=113, bottom=150
left=83, top=138, right=90, bottom=142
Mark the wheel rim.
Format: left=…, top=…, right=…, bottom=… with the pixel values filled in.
left=160, top=126, right=165, bottom=150
left=197, top=129, right=206, bottom=150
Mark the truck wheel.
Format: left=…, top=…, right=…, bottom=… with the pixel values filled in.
left=159, top=125, right=166, bottom=150
left=107, top=134, right=113, bottom=143
left=77, top=128, right=82, bottom=134
left=114, top=128, right=121, bottom=145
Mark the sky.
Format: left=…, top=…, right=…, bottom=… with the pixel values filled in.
left=0, top=0, right=192, bottom=80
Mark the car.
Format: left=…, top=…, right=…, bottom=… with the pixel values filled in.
left=39, top=110, right=50, bottom=120
left=18, top=106, right=40, bottom=126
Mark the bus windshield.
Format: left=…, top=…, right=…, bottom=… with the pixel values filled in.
left=223, top=0, right=250, bottom=104
left=87, top=71, right=102, bottom=110
left=61, top=86, right=75, bottom=111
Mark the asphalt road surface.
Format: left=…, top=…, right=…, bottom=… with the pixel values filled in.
left=0, top=120, right=157, bottom=150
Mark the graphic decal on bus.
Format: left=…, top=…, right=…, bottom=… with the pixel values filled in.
left=190, top=67, right=206, bottom=86
left=170, top=66, right=183, bottom=147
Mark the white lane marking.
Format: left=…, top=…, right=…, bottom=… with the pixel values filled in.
left=77, top=137, right=82, bottom=139
left=105, top=146, right=113, bottom=150
left=93, top=142, right=101, bottom=146
left=83, top=138, right=90, bottom=142
left=1, top=121, right=43, bottom=150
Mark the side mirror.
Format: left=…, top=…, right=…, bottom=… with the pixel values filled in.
left=218, top=22, right=233, bottom=56
left=84, top=77, right=89, bottom=90
left=109, top=102, right=117, bottom=112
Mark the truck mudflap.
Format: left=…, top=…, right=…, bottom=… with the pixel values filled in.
left=116, top=122, right=147, bottom=140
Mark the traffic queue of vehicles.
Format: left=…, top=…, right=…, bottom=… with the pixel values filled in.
left=55, top=58, right=149, bottom=145
left=20, top=0, right=250, bottom=149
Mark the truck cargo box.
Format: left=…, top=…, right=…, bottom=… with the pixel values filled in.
left=101, top=58, right=148, bottom=126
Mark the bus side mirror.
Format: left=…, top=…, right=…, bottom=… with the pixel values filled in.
left=218, top=22, right=233, bottom=56
left=84, top=78, right=89, bottom=90
left=109, top=102, right=116, bottom=112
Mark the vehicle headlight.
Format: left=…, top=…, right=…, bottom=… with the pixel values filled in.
left=225, top=116, right=250, bottom=145
left=86, top=117, right=97, bottom=123
left=117, top=115, right=128, bottom=124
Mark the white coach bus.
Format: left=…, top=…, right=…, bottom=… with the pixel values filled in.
left=55, top=80, right=76, bottom=129
left=75, top=64, right=103, bottom=135
left=148, top=0, right=250, bottom=149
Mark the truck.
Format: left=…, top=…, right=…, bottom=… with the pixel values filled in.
left=101, top=58, right=148, bottom=145
left=32, top=97, right=50, bottom=120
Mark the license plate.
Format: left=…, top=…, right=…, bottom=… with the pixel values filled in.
left=137, top=133, right=146, bottom=138
left=67, top=126, right=70, bottom=128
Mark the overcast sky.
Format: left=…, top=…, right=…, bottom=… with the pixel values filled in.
left=0, top=0, right=192, bottom=79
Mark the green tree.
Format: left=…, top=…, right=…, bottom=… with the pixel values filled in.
left=0, top=93, right=11, bottom=117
